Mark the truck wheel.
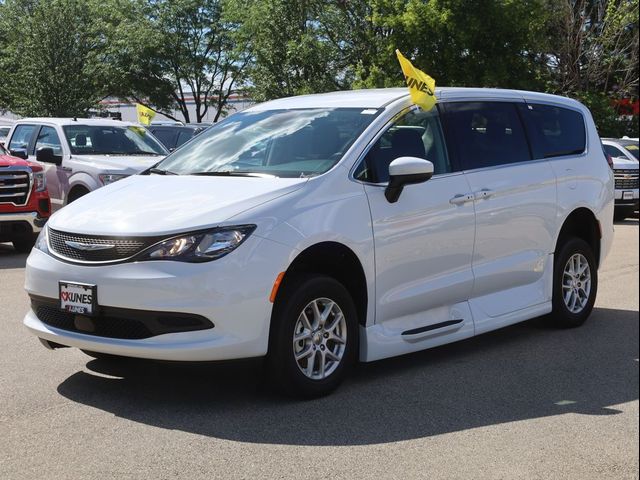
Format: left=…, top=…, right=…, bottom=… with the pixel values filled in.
left=551, top=237, right=598, bottom=328
left=12, top=237, right=35, bottom=253
left=268, top=274, right=358, bottom=398
left=67, top=187, right=89, bottom=203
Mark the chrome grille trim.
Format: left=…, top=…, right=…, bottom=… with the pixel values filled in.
left=48, top=229, right=163, bottom=264
left=0, top=167, right=31, bottom=206
left=614, top=169, right=639, bottom=190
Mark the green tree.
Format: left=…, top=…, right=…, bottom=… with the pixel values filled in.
left=107, top=0, right=250, bottom=123
left=237, top=0, right=348, bottom=101
left=0, top=0, right=110, bottom=117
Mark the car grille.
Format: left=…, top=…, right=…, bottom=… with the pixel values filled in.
left=48, top=229, right=162, bottom=263
left=0, top=168, right=30, bottom=205
left=31, top=297, right=213, bottom=340
left=614, top=169, right=639, bottom=190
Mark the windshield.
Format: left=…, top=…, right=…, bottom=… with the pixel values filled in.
left=63, top=125, right=168, bottom=156
left=155, top=108, right=381, bottom=177
left=623, top=142, right=639, bottom=160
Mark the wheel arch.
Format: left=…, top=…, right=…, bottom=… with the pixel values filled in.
left=274, top=241, right=369, bottom=327
left=555, top=207, right=602, bottom=267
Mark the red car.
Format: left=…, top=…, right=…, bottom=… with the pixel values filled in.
left=0, top=143, right=50, bottom=252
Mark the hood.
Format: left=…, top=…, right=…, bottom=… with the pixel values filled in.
left=71, top=154, right=163, bottom=174
left=0, top=154, right=30, bottom=168
left=612, top=156, right=639, bottom=169
left=49, top=175, right=308, bottom=236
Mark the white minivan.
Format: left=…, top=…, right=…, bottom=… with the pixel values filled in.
left=24, top=88, right=614, bottom=397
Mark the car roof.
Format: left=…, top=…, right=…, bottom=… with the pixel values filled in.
left=13, top=118, right=139, bottom=128
left=603, top=138, right=638, bottom=146
left=246, top=87, right=584, bottom=111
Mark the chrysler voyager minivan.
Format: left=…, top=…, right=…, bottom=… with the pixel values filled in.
left=24, top=88, right=614, bottom=397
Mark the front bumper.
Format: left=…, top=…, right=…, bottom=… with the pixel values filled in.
left=0, top=211, right=48, bottom=241
left=614, top=188, right=639, bottom=208
left=23, top=235, right=294, bottom=361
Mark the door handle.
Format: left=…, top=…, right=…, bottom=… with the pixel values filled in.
left=474, top=189, right=494, bottom=200
left=449, top=193, right=474, bottom=205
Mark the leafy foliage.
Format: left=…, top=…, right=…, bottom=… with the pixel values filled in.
left=0, top=0, right=638, bottom=135
left=0, top=0, right=111, bottom=117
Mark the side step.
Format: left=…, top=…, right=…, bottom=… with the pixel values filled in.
left=401, top=319, right=464, bottom=342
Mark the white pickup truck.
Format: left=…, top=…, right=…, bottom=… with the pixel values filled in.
left=5, top=118, right=168, bottom=211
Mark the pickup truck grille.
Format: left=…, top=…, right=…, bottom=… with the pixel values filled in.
left=48, top=229, right=162, bottom=263
left=0, top=169, right=31, bottom=205
left=614, top=169, right=639, bottom=190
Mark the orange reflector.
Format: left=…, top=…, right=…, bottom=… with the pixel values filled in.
left=269, top=272, right=285, bottom=303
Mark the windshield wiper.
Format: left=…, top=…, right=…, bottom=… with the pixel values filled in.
left=148, top=167, right=177, bottom=175
left=190, top=171, right=276, bottom=178
left=123, top=152, right=162, bottom=156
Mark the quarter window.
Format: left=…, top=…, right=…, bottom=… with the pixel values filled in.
left=444, top=102, right=531, bottom=170
left=355, top=108, right=450, bottom=183
left=8, top=124, right=36, bottom=152
left=34, top=126, right=63, bottom=156
left=522, top=103, right=586, bottom=159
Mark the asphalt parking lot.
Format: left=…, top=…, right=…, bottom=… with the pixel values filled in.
left=0, top=218, right=638, bottom=480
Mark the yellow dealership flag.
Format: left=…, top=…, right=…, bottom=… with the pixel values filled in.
left=136, top=103, right=156, bottom=126
left=395, top=50, right=436, bottom=111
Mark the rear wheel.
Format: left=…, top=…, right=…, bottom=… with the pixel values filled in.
left=551, top=237, right=598, bottom=327
left=268, top=274, right=358, bottom=398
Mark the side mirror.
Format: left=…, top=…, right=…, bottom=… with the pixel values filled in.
left=385, top=157, right=434, bottom=203
left=10, top=148, right=28, bottom=160
left=36, top=147, right=62, bottom=166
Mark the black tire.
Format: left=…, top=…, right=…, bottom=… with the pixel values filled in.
left=551, top=237, right=598, bottom=328
left=267, top=274, right=359, bottom=398
left=12, top=237, right=35, bottom=253
left=67, top=187, right=89, bottom=204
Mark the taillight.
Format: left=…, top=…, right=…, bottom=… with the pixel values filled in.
left=606, top=153, right=614, bottom=169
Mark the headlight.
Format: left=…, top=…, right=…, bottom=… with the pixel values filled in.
left=138, top=225, right=256, bottom=263
left=34, top=224, right=49, bottom=253
left=33, top=171, right=46, bottom=192
left=99, top=174, right=128, bottom=186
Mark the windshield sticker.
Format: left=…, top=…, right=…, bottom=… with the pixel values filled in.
left=360, top=109, right=378, bottom=115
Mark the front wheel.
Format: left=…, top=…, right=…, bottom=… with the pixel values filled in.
left=551, top=237, right=598, bottom=328
left=268, top=275, right=359, bottom=398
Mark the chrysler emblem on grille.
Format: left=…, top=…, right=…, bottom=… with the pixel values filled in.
left=64, top=240, right=115, bottom=251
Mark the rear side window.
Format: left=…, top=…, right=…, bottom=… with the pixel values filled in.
left=444, top=102, right=531, bottom=170
left=8, top=124, right=36, bottom=152
left=522, top=104, right=586, bottom=159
